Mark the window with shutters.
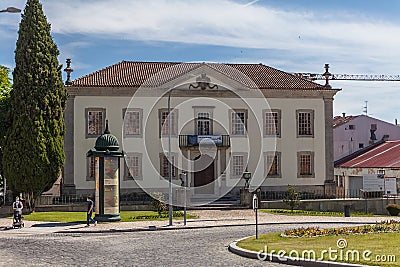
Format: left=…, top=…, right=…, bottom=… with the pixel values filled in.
left=160, top=153, right=177, bottom=179
left=265, top=152, right=281, bottom=178
left=297, top=151, right=315, bottom=178
left=123, top=109, right=142, bottom=137
left=159, top=109, right=177, bottom=137
left=86, top=108, right=106, bottom=138
left=124, top=153, right=142, bottom=180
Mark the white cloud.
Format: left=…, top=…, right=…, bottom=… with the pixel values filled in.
left=3, top=1, right=399, bottom=75
left=330, top=80, right=400, bottom=123
left=43, top=0, right=400, bottom=122
left=58, top=41, right=93, bottom=72
left=2, top=0, right=399, bottom=122
left=38, top=0, right=400, bottom=74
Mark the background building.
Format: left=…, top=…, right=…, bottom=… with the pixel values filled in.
left=335, top=140, right=400, bottom=198
left=333, top=114, right=400, bottom=161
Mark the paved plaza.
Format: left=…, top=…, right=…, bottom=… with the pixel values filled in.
left=0, top=209, right=394, bottom=266
left=0, top=209, right=393, bottom=234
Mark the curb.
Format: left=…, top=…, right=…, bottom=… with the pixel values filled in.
left=55, top=220, right=381, bottom=234
left=228, top=236, right=379, bottom=267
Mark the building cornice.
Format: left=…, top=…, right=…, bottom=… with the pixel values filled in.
left=67, top=86, right=341, bottom=99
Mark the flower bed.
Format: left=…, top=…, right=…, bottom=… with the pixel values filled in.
left=283, top=220, right=400, bottom=237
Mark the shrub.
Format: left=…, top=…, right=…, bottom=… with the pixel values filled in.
left=283, top=185, right=301, bottom=211
left=150, top=192, right=167, bottom=216
left=130, top=211, right=186, bottom=220
left=386, top=204, right=400, bottom=216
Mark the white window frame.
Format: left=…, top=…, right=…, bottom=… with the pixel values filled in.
left=123, top=108, right=143, bottom=137
left=160, top=153, right=178, bottom=179
left=86, top=108, right=106, bottom=138
left=230, top=109, right=247, bottom=136
left=159, top=109, right=178, bottom=137
left=296, top=109, right=314, bottom=137
left=197, top=112, right=211, bottom=135
left=124, top=153, right=142, bottom=180
left=230, top=153, right=248, bottom=179
left=297, top=151, right=315, bottom=178
left=193, top=106, right=214, bottom=135
left=263, top=109, right=281, bottom=137
left=264, top=151, right=281, bottom=178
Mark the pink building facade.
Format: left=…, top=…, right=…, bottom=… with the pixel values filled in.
left=334, top=114, right=400, bottom=161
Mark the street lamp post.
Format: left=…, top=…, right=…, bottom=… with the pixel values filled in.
left=167, top=90, right=173, bottom=226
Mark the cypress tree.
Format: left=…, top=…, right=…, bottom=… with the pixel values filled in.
left=3, top=0, right=67, bottom=211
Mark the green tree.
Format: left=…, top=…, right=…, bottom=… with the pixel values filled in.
left=0, top=65, right=12, bottom=190
left=0, top=65, right=12, bottom=95
left=3, top=0, right=68, bottom=211
left=283, top=185, right=301, bottom=212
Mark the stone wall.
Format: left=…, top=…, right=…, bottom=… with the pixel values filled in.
left=0, top=204, right=152, bottom=214
left=34, top=204, right=152, bottom=212
left=260, top=197, right=400, bottom=215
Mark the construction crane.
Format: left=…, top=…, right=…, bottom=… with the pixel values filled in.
left=294, top=64, right=400, bottom=116
left=294, top=73, right=400, bottom=81
left=294, top=64, right=400, bottom=81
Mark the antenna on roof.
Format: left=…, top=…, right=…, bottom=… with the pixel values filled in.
left=363, top=101, right=368, bottom=115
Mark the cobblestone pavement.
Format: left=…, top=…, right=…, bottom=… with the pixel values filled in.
left=0, top=223, right=362, bottom=267
left=0, top=209, right=393, bottom=234
left=0, top=210, right=394, bottom=266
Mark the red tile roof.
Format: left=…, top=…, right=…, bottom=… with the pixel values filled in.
left=72, top=61, right=328, bottom=90
left=333, top=115, right=358, bottom=128
left=338, top=140, right=400, bottom=168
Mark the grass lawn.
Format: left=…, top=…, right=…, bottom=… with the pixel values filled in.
left=237, top=232, right=400, bottom=266
left=261, top=209, right=377, bottom=217
left=7, top=211, right=196, bottom=223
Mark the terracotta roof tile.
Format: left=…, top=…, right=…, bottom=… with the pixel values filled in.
left=333, top=115, right=358, bottom=128
left=72, top=61, right=327, bottom=90
left=338, top=140, right=400, bottom=168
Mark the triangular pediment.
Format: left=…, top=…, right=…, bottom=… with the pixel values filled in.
left=140, top=62, right=258, bottom=92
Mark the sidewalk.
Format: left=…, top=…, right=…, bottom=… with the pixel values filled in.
left=0, top=209, right=396, bottom=235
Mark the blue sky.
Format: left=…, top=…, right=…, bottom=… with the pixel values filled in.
left=1, top=0, right=400, bottom=123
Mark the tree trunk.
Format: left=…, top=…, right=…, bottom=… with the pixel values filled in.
left=23, top=192, right=35, bottom=214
